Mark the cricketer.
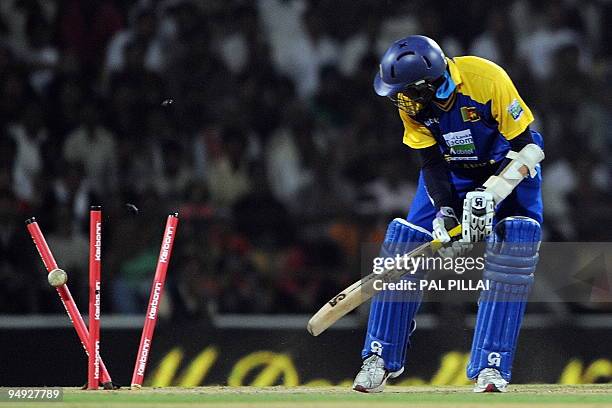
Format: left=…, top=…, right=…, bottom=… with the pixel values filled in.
left=353, top=35, right=544, bottom=393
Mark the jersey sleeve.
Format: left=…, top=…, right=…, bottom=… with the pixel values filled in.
left=399, top=110, right=437, bottom=149
left=490, top=69, right=534, bottom=140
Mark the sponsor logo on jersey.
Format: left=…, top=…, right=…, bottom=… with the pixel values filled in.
left=460, top=106, right=480, bottom=122
left=507, top=99, right=524, bottom=121
left=442, top=129, right=476, bottom=157
left=445, top=156, right=479, bottom=162
left=423, top=117, right=440, bottom=127
left=444, top=158, right=491, bottom=167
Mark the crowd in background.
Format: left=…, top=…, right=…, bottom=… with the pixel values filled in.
left=1, top=0, right=610, bottom=317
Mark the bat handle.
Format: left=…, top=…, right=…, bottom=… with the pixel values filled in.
left=431, top=224, right=463, bottom=251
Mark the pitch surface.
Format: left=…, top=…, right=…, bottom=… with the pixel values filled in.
left=2, top=385, right=611, bottom=407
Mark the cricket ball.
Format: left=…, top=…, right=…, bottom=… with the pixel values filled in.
left=48, top=268, right=68, bottom=287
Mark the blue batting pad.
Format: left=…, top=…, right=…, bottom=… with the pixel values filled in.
left=362, top=219, right=432, bottom=372
left=467, top=217, right=541, bottom=381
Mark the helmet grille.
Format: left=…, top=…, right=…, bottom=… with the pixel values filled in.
left=390, top=93, right=424, bottom=116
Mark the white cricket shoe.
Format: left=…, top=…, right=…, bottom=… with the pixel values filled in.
left=473, top=368, right=508, bottom=393
left=352, top=354, right=404, bottom=393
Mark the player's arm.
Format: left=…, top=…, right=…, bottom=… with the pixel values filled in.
left=419, top=145, right=467, bottom=254
left=400, top=111, right=457, bottom=210
left=462, top=128, right=544, bottom=242
left=399, top=110, right=461, bottom=243
left=419, top=145, right=456, bottom=210
left=493, top=126, right=534, bottom=178
left=461, top=66, right=542, bottom=242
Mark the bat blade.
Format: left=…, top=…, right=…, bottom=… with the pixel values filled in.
left=306, top=233, right=452, bottom=336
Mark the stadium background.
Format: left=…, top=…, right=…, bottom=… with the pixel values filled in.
left=0, top=0, right=610, bottom=386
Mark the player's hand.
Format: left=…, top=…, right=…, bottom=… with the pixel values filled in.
left=432, top=207, right=459, bottom=243
left=432, top=207, right=471, bottom=258
left=432, top=207, right=466, bottom=258
left=462, top=190, right=495, bottom=242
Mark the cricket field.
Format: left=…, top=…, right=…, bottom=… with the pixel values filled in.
left=2, top=385, right=611, bottom=407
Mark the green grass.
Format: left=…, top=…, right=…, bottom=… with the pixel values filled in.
left=2, top=385, right=611, bottom=407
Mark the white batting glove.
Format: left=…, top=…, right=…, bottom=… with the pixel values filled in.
left=432, top=207, right=459, bottom=244
left=432, top=207, right=469, bottom=258
left=462, top=190, right=495, bottom=242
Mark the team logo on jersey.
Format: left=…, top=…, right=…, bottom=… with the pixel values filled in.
left=507, top=99, right=524, bottom=121
left=442, top=129, right=476, bottom=159
left=460, top=106, right=480, bottom=122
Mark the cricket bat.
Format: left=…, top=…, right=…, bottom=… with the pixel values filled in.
left=307, top=225, right=461, bottom=336
left=307, top=143, right=544, bottom=336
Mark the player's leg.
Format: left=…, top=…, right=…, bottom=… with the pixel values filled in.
left=353, top=174, right=435, bottom=393
left=468, top=163, right=543, bottom=392
left=353, top=218, right=432, bottom=392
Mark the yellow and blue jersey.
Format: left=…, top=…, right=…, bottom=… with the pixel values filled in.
left=400, top=56, right=534, bottom=168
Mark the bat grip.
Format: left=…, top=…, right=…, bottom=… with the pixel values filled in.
left=431, top=224, right=463, bottom=251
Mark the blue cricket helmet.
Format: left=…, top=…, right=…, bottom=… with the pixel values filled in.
left=374, top=35, right=447, bottom=97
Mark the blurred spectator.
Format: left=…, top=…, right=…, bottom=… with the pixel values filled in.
left=45, top=207, right=88, bottom=292
left=46, top=78, right=84, bottom=141
left=192, top=122, right=218, bottom=183
left=206, top=126, right=251, bottom=209
left=21, top=12, right=59, bottom=94
left=360, top=160, right=417, bottom=217
left=42, top=161, right=91, bottom=230
left=518, top=0, right=589, bottom=80
left=8, top=102, right=46, bottom=205
left=234, top=162, right=294, bottom=247
left=216, top=5, right=257, bottom=75
left=417, top=10, right=462, bottom=58
left=541, top=158, right=577, bottom=240
left=469, top=7, right=516, bottom=67
left=111, top=213, right=164, bottom=313
left=151, top=139, right=192, bottom=200
left=58, top=0, right=123, bottom=75
left=0, top=68, right=34, bottom=125
left=0, top=189, right=40, bottom=312
left=0, top=0, right=609, bottom=315
left=63, top=101, right=118, bottom=197
left=258, top=0, right=337, bottom=98
left=0, top=136, right=17, bottom=192
left=0, top=0, right=56, bottom=53
left=265, top=104, right=315, bottom=210
left=104, top=7, right=164, bottom=76
left=337, top=11, right=380, bottom=77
